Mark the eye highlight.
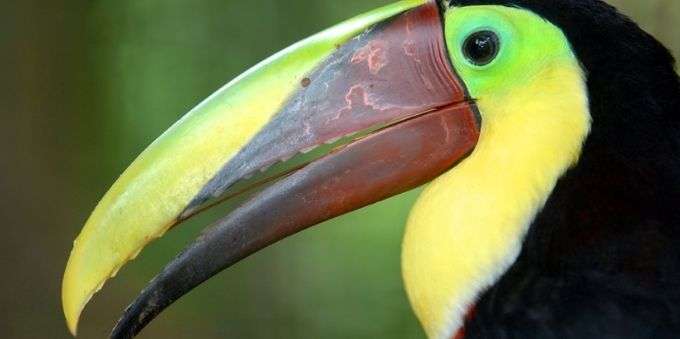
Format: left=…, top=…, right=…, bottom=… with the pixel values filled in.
left=462, top=30, right=500, bottom=66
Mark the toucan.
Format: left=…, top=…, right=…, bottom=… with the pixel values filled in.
left=62, top=0, right=680, bottom=338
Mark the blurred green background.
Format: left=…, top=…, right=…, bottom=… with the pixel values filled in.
left=2, top=1, right=678, bottom=338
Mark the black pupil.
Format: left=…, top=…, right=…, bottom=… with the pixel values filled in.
left=463, top=30, right=500, bottom=66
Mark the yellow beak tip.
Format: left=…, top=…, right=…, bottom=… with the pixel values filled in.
left=68, top=324, right=79, bottom=337
left=64, top=309, right=80, bottom=337
left=62, top=269, right=85, bottom=337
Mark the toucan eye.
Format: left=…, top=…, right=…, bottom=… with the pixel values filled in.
left=462, top=30, right=500, bottom=66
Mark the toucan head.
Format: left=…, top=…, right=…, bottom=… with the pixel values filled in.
left=63, top=0, right=678, bottom=338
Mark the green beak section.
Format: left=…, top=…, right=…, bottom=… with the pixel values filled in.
left=62, top=1, right=427, bottom=334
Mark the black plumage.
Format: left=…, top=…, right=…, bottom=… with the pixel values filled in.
left=448, top=0, right=680, bottom=337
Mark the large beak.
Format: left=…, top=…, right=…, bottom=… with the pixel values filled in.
left=62, top=0, right=480, bottom=337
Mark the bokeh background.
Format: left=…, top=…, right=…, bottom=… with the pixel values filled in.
left=2, top=1, right=678, bottom=338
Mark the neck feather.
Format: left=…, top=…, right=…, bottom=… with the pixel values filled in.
left=401, top=62, right=590, bottom=339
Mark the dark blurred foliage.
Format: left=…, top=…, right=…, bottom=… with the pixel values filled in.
left=2, top=1, right=677, bottom=338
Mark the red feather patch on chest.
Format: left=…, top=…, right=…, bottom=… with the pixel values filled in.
left=452, top=304, right=477, bottom=339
